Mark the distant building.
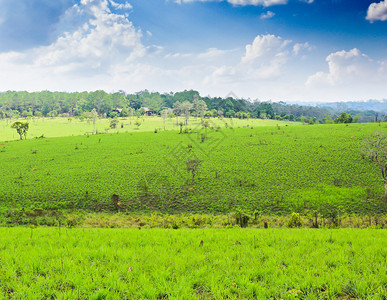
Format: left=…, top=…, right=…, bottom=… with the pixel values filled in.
left=143, top=107, right=156, bottom=116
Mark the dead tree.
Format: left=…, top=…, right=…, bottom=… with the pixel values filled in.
left=186, top=158, right=202, bottom=185
left=362, top=131, right=387, bottom=201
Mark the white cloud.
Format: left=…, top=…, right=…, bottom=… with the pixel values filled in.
left=242, top=34, right=290, bottom=64
left=109, top=0, right=132, bottom=10
left=197, top=48, right=235, bottom=59
left=174, top=0, right=288, bottom=7
left=366, top=0, right=387, bottom=22
left=203, top=34, right=295, bottom=89
left=306, top=48, right=387, bottom=87
left=174, top=0, right=313, bottom=6
left=0, top=0, right=145, bottom=76
left=292, top=42, right=313, bottom=55
left=260, top=11, right=275, bottom=19
left=164, top=52, right=193, bottom=59
left=227, top=0, right=287, bottom=6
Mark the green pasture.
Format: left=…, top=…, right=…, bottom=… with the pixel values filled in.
left=0, top=122, right=386, bottom=217
left=0, top=117, right=297, bottom=141
left=0, top=228, right=385, bottom=299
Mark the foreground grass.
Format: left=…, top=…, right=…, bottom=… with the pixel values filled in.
left=0, top=228, right=385, bottom=299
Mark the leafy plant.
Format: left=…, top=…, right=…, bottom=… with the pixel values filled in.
left=287, top=212, right=303, bottom=228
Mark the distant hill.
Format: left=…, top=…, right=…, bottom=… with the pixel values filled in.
left=306, top=100, right=386, bottom=113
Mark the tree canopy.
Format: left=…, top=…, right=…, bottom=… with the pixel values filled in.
left=0, top=90, right=384, bottom=123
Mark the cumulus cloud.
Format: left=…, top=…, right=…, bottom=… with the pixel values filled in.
left=306, top=48, right=387, bottom=87
left=366, top=0, right=387, bottom=22
left=242, top=34, right=291, bottom=63
left=1, top=0, right=144, bottom=76
left=203, top=34, right=298, bottom=88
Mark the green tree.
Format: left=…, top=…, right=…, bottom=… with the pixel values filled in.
left=324, top=114, right=334, bottom=124
left=335, top=112, right=352, bottom=124
left=48, top=110, right=58, bottom=118
left=110, top=118, right=119, bottom=129
left=120, top=106, right=129, bottom=117
left=11, top=121, right=29, bottom=140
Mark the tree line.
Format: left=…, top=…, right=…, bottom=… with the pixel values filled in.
left=0, top=90, right=384, bottom=123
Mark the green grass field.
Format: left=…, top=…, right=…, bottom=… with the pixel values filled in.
left=1, top=118, right=386, bottom=299
left=0, top=121, right=386, bottom=221
left=0, top=227, right=385, bottom=299
left=0, top=116, right=297, bottom=141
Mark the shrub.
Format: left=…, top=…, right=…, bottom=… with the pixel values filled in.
left=235, top=210, right=250, bottom=228
left=288, top=212, right=303, bottom=228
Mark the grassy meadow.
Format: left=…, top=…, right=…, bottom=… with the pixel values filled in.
left=0, top=116, right=297, bottom=141
left=0, top=227, right=386, bottom=299
left=0, top=119, right=386, bottom=225
left=1, top=117, right=386, bottom=299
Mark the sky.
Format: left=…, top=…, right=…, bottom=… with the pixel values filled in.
left=0, top=0, right=386, bottom=102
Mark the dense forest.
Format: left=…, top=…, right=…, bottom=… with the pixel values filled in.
left=0, top=90, right=385, bottom=123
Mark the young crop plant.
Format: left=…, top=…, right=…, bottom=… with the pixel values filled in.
left=135, top=119, right=141, bottom=129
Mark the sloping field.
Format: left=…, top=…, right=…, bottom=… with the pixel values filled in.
left=0, top=123, right=386, bottom=216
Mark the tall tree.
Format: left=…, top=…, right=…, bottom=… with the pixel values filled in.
left=180, top=101, right=194, bottom=125
left=193, top=99, right=207, bottom=120
left=173, top=101, right=182, bottom=125
left=11, top=122, right=29, bottom=140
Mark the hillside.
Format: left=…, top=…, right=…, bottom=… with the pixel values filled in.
left=1, top=122, right=386, bottom=219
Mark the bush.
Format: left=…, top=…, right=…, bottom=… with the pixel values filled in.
left=288, top=212, right=303, bottom=228
left=235, top=210, right=250, bottom=228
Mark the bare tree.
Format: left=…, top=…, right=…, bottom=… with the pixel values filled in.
left=180, top=101, right=193, bottom=125
left=193, top=99, right=207, bottom=120
left=91, top=108, right=98, bottom=134
left=173, top=101, right=182, bottom=125
left=186, top=158, right=202, bottom=184
left=362, top=131, right=387, bottom=201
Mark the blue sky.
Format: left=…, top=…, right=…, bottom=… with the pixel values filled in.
left=0, top=0, right=386, bottom=102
